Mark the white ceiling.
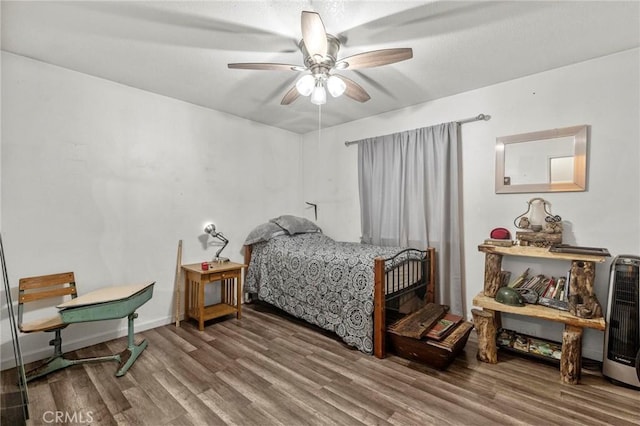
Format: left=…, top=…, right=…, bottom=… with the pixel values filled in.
left=2, top=1, right=639, bottom=134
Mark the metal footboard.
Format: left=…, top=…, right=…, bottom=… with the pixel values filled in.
left=373, top=247, right=435, bottom=358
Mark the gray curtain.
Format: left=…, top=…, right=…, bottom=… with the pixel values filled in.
left=357, top=122, right=463, bottom=314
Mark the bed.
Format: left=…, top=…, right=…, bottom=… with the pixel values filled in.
left=243, top=216, right=435, bottom=358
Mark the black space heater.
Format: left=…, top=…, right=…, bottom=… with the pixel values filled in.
left=602, top=255, right=640, bottom=388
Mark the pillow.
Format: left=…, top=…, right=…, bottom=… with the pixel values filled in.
left=269, top=215, right=322, bottom=235
left=243, top=222, right=287, bottom=245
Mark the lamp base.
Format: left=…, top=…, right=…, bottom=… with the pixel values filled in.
left=211, top=257, right=229, bottom=264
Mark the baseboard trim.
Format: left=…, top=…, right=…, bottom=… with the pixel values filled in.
left=1, top=315, right=173, bottom=371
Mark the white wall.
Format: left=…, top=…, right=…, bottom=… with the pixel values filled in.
left=301, top=48, right=640, bottom=361
left=2, top=48, right=638, bottom=369
left=0, top=53, right=303, bottom=369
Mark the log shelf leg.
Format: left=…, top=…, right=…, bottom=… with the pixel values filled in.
left=561, top=325, right=583, bottom=384
left=483, top=253, right=504, bottom=297
left=472, top=308, right=498, bottom=364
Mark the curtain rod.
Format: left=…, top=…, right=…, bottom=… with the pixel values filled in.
left=344, top=113, right=491, bottom=146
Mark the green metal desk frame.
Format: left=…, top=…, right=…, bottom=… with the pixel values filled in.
left=25, top=282, right=154, bottom=382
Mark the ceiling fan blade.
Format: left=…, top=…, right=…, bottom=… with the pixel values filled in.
left=228, top=63, right=304, bottom=71
left=336, top=48, right=413, bottom=70
left=281, top=85, right=301, bottom=105
left=335, top=75, right=371, bottom=102
left=301, top=11, right=328, bottom=62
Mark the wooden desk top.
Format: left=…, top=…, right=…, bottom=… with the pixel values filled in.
left=182, top=261, right=247, bottom=274
left=473, top=293, right=605, bottom=330
left=57, top=282, right=154, bottom=309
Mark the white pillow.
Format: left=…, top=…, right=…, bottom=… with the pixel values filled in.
left=243, top=222, right=287, bottom=245
left=269, top=215, right=322, bottom=235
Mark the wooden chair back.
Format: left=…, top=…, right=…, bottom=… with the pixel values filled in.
left=18, top=272, right=77, bottom=332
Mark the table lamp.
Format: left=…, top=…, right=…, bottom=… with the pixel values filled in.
left=204, top=223, right=229, bottom=263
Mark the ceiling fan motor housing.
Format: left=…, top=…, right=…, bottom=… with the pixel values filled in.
left=299, top=34, right=341, bottom=76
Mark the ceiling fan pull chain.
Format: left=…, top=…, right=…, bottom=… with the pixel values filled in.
left=318, top=104, right=322, bottom=144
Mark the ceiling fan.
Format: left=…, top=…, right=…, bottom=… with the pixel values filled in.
left=228, top=11, right=413, bottom=106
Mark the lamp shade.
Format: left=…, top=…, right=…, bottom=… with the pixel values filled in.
left=310, top=84, right=326, bottom=105
left=296, top=75, right=315, bottom=96
left=204, top=223, right=217, bottom=236
left=326, top=75, right=346, bottom=97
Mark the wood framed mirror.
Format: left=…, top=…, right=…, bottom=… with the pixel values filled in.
left=495, top=125, right=588, bottom=194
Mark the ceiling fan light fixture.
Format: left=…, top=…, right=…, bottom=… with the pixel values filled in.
left=310, top=83, right=326, bottom=105
left=326, top=75, right=346, bottom=97
left=296, top=74, right=315, bottom=96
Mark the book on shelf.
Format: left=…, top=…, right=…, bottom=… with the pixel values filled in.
left=553, top=278, right=560, bottom=297
left=542, top=277, right=556, bottom=298
left=554, top=277, right=566, bottom=300
left=522, top=274, right=540, bottom=289
left=484, top=238, right=514, bottom=247
left=496, top=328, right=563, bottom=362
left=538, top=296, right=569, bottom=311
left=425, top=313, right=462, bottom=341
left=533, top=276, right=549, bottom=297
left=508, top=268, right=530, bottom=288
left=530, top=275, right=549, bottom=296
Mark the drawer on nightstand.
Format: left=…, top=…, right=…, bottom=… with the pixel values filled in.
left=205, top=271, right=239, bottom=283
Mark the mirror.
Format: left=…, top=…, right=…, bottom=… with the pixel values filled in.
left=495, top=125, right=588, bottom=194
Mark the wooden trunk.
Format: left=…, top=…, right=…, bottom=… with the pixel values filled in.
left=387, top=303, right=473, bottom=369
left=388, top=303, right=446, bottom=339
left=387, top=321, right=474, bottom=370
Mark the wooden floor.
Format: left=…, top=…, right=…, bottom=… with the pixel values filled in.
left=5, top=303, right=639, bottom=426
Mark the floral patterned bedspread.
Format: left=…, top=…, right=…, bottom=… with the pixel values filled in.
left=245, top=232, right=413, bottom=354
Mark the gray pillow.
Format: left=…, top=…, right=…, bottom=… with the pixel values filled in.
left=269, top=215, right=322, bottom=235
left=243, top=222, right=287, bottom=245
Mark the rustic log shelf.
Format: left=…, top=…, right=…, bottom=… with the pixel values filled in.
left=473, top=244, right=608, bottom=385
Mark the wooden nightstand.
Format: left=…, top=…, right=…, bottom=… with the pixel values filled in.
left=182, top=261, right=246, bottom=331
